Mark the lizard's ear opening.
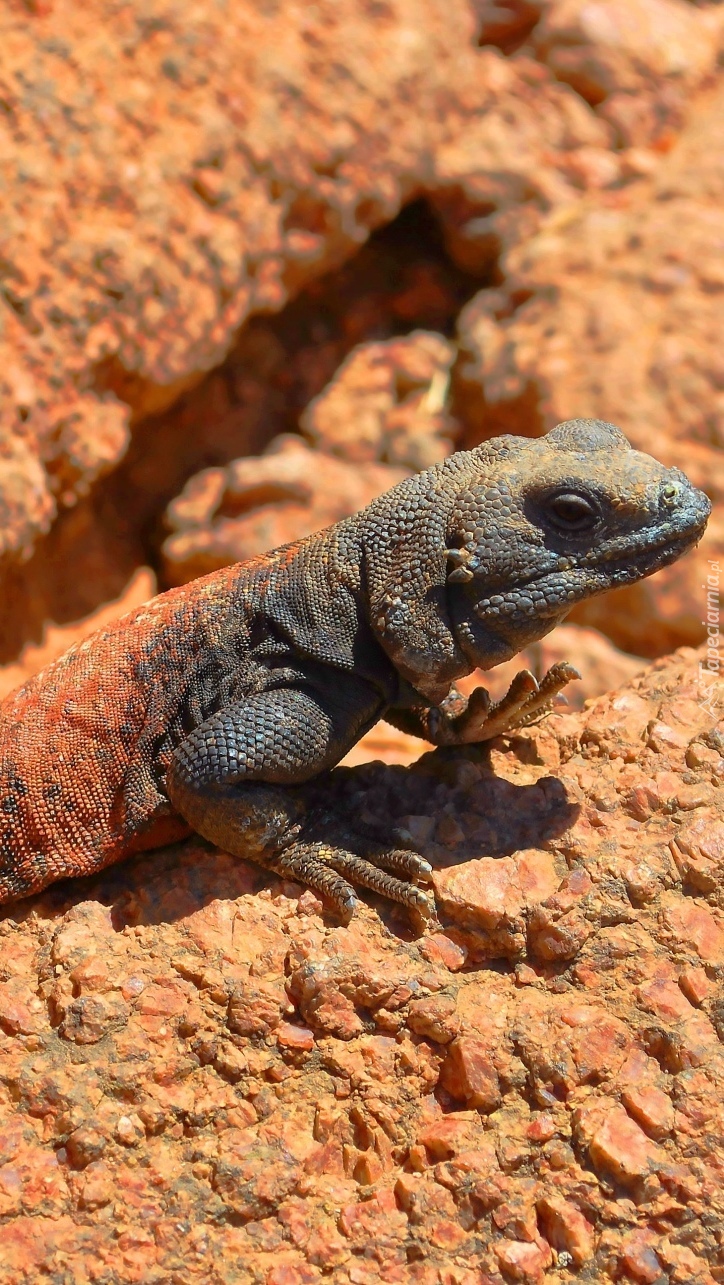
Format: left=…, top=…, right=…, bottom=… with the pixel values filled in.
left=546, top=419, right=632, bottom=453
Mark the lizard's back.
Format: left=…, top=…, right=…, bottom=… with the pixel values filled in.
left=0, top=560, right=260, bottom=900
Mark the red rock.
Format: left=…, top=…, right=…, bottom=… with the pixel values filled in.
left=576, top=1099, right=663, bottom=1186
left=1, top=635, right=723, bottom=1274
left=417, top=1116, right=480, bottom=1161
left=267, top=1263, right=319, bottom=1285
left=133, top=982, right=189, bottom=1018
left=526, top=906, right=591, bottom=963
left=0, top=0, right=625, bottom=651
left=428, top=1218, right=468, bottom=1250
left=536, top=1195, right=594, bottom=1267
left=636, top=978, right=694, bottom=1022
left=58, top=993, right=131, bottom=1045
left=515, top=850, right=563, bottom=905
left=407, top=995, right=461, bottom=1045
left=492, top=1192, right=539, bottom=1242
left=338, top=1189, right=408, bottom=1248
left=440, top=1037, right=502, bottom=1112
left=305, top=1225, right=350, bottom=1270
left=0, top=980, right=45, bottom=1037
left=564, top=1008, right=632, bottom=1083
left=68, top=956, right=111, bottom=995
left=660, top=895, right=724, bottom=965
left=619, top=1230, right=666, bottom=1284
left=678, top=966, right=713, bottom=1008
left=419, top=933, right=468, bottom=972
left=534, top=0, right=720, bottom=132
left=526, top=1115, right=557, bottom=1144
left=114, top=1114, right=146, bottom=1147
left=276, top=1023, right=315, bottom=1054
left=64, top=1128, right=107, bottom=1170
left=647, top=720, right=690, bottom=755
left=670, top=818, right=724, bottom=893
left=76, top=1161, right=115, bottom=1211
left=433, top=850, right=561, bottom=956
left=300, top=332, right=455, bottom=468
left=674, top=1013, right=720, bottom=1071
left=227, top=980, right=288, bottom=1037
left=494, top=1237, right=552, bottom=1283
left=621, top=1086, right=674, bottom=1140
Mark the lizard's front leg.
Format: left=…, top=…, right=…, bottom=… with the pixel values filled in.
left=166, top=683, right=433, bottom=916
left=387, top=662, right=580, bottom=746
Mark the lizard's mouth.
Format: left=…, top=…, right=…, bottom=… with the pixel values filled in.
left=577, top=516, right=708, bottom=573
left=470, top=515, right=709, bottom=627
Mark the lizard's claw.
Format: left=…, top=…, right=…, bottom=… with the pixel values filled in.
left=452, top=662, right=580, bottom=743
left=508, top=661, right=581, bottom=731
left=270, top=833, right=435, bottom=920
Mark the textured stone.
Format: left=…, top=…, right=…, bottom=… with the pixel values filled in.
left=0, top=0, right=618, bottom=572
left=537, top=1194, right=594, bottom=1267
left=439, top=1036, right=502, bottom=1111
left=453, top=77, right=724, bottom=657
left=0, top=2, right=722, bottom=1275
left=0, top=649, right=720, bottom=1278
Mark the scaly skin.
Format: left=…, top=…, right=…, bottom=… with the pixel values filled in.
left=0, top=420, right=710, bottom=914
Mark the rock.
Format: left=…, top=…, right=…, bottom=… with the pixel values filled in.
left=407, top=994, right=461, bottom=1044
left=475, top=0, right=724, bottom=147
left=575, top=1097, right=664, bottom=1187
left=2, top=0, right=718, bottom=677
left=439, top=1036, right=502, bottom=1111
left=161, top=434, right=409, bottom=585
left=0, top=647, right=722, bottom=1276
left=495, top=1237, right=553, bottom=1284
left=0, top=0, right=723, bottom=1273
left=300, top=331, right=456, bottom=470
left=533, top=0, right=723, bottom=145
left=160, top=328, right=456, bottom=584
left=64, top=1127, right=107, bottom=1171
left=537, top=1194, right=594, bottom=1267
left=0, top=0, right=620, bottom=575
left=453, top=78, right=724, bottom=657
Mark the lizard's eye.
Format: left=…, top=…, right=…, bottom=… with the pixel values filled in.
left=545, top=492, right=598, bottom=532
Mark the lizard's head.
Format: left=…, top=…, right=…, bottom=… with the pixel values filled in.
left=446, top=418, right=711, bottom=670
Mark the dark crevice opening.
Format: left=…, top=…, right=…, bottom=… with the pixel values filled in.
left=0, top=198, right=493, bottom=663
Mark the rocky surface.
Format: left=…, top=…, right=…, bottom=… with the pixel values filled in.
left=477, top=0, right=724, bottom=146
left=0, top=0, right=625, bottom=571
left=161, top=331, right=454, bottom=585
left=0, top=202, right=475, bottom=661
left=0, top=648, right=723, bottom=1282
left=453, top=72, right=724, bottom=657
left=2, top=1, right=724, bottom=1275
left=1, top=0, right=721, bottom=667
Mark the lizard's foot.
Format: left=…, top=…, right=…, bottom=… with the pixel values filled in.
left=492, top=661, right=580, bottom=734
left=271, top=836, right=434, bottom=918
left=450, top=661, right=580, bottom=743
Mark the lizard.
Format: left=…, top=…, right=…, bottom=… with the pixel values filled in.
left=0, top=418, right=710, bottom=915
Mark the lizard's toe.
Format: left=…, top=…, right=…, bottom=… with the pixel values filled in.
left=362, top=846, right=433, bottom=881
left=326, top=847, right=435, bottom=911
left=277, top=837, right=437, bottom=920
left=273, top=822, right=435, bottom=918
left=272, top=843, right=358, bottom=916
